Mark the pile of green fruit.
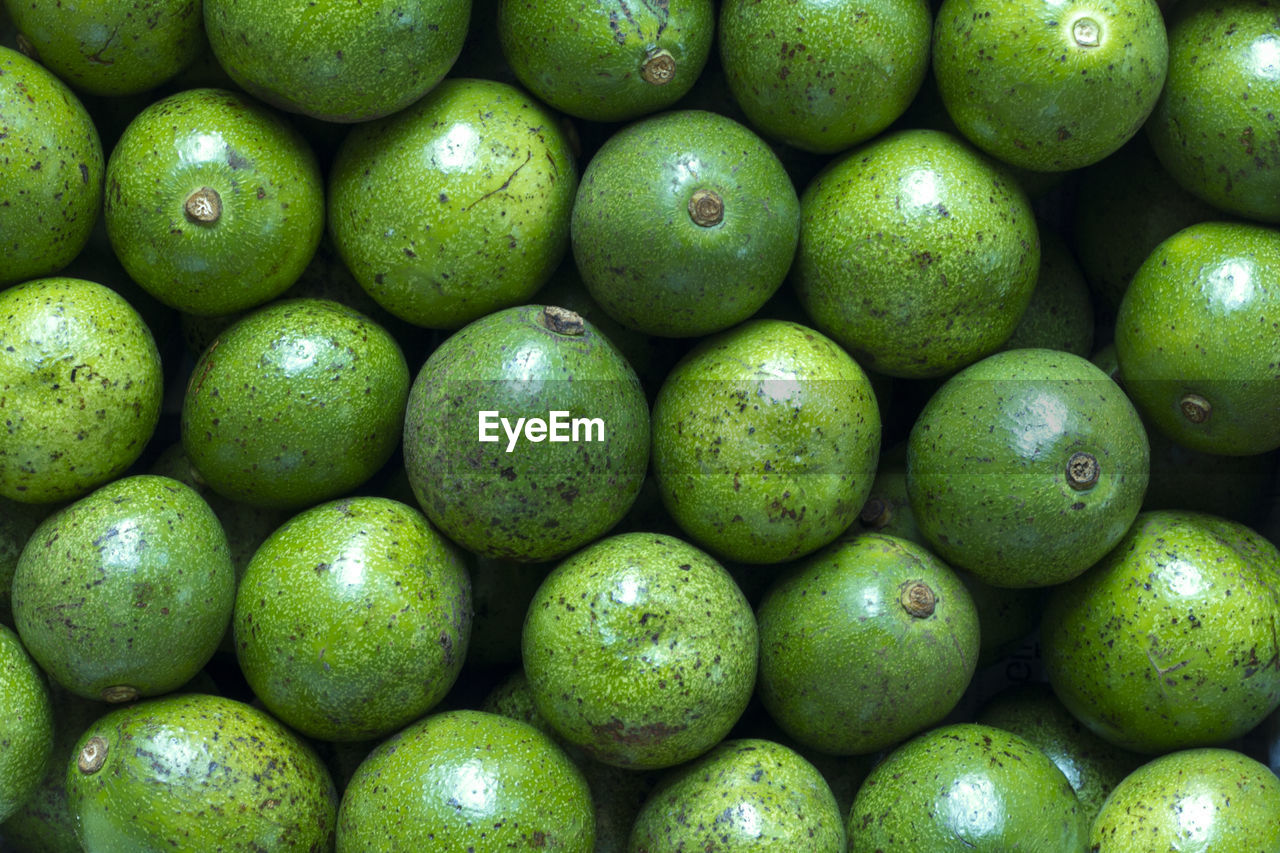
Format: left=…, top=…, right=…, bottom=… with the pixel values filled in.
left=1, top=0, right=1278, bottom=849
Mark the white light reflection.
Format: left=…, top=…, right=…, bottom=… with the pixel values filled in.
left=432, top=123, right=480, bottom=172
left=944, top=774, right=1001, bottom=841
left=611, top=571, right=646, bottom=607
left=1012, top=393, right=1070, bottom=459
left=1249, top=34, right=1280, bottom=81
left=1174, top=792, right=1216, bottom=845
left=1164, top=557, right=1206, bottom=598
left=98, top=518, right=145, bottom=567
left=1204, top=259, right=1255, bottom=311
left=446, top=759, right=497, bottom=815
left=278, top=338, right=317, bottom=376
left=901, top=168, right=941, bottom=211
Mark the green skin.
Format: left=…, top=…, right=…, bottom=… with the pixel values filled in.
left=403, top=304, right=649, bottom=562
left=12, top=475, right=234, bottom=701
left=522, top=532, right=758, bottom=770
left=204, top=0, right=470, bottom=123
left=498, top=0, right=713, bottom=122
left=651, top=319, right=881, bottom=564
left=756, top=532, right=979, bottom=756
left=1042, top=510, right=1280, bottom=754
left=0, top=497, right=52, bottom=626
left=5, top=0, right=202, bottom=96
left=329, top=78, right=578, bottom=330
left=0, top=278, right=162, bottom=505
left=181, top=298, right=410, bottom=510
left=571, top=110, right=800, bottom=338
left=628, top=738, right=846, bottom=852
left=718, top=0, right=932, bottom=153
left=933, top=0, right=1168, bottom=172
left=234, top=497, right=472, bottom=742
left=105, top=87, right=324, bottom=317
left=1091, top=748, right=1280, bottom=851
left=68, top=694, right=338, bottom=852
left=0, top=47, right=103, bottom=288
left=1115, top=221, right=1280, bottom=456
left=0, top=625, right=52, bottom=825
left=1000, top=228, right=1095, bottom=357
left=337, top=710, right=594, bottom=851
left=1146, top=0, right=1280, bottom=223
left=793, top=128, right=1041, bottom=378
left=847, top=723, right=1089, bottom=851
left=906, top=348, right=1150, bottom=588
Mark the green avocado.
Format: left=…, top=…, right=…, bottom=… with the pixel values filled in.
left=0, top=498, right=53, bottom=627
left=1000, top=228, right=1094, bottom=357
left=0, top=624, right=53, bottom=824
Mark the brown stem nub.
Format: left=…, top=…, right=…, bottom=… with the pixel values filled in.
left=688, top=189, right=724, bottom=227
left=101, top=684, right=139, bottom=703
left=1072, top=17, right=1101, bottom=47
left=1066, top=451, right=1100, bottom=490
left=78, top=736, right=108, bottom=774
left=540, top=306, right=585, bottom=336
left=1180, top=393, right=1211, bottom=424
left=15, top=33, right=39, bottom=62
left=184, top=187, right=222, bottom=224
left=641, top=48, right=676, bottom=86
left=901, top=582, right=936, bottom=618
left=860, top=497, right=892, bottom=529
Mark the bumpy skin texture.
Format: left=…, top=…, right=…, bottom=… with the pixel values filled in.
left=0, top=47, right=102, bottom=288
left=0, top=498, right=52, bottom=626
left=67, top=694, right=338, bottom=852
left=718, top=0, right=931, bottom=153
left=848, top=723, right=1088, bottom=851
left=105, top=88, right=324, bottom=317
left=651, top=319, right=880, bottom=564
left=793, top=129, right=1040, bottom=378
left=330, top=79, right=577, bottom=329
left=571, top=110, right=799, bottom=337
left=0, top=278, right=162, bottom=504
left=1042, top=510, right=1280, bottom=754
left=1115, top=221, right=1280, bottom=456
left=337, top=710, right=594, bottom=852
left=1146, top=0, right=1280, bottom=223
left=181, top=298, right=410, bottom=510
left=5, top=0, right=202, bottom=96
left=403, top=304, right=649, bottom=562
left=628, top=738, right=845, bottom=852
left=933, top=0, right=1167, bottom=171
left=1091, top=748, right=1280, bottom=851
left=11, top=475, right=234, bottom=701
left=0, top=624, right=52, bottom=824
left=204, top=0, right=469, bottom=123
left=1000, top=229, right=1094, bottom=357
left=522, top=533, right=758, bottom=770
left=757, top=532, right=979, bottom=755
left=498, top=0, right=713, bottom=122
left=234, top=497, right=472, bottom=742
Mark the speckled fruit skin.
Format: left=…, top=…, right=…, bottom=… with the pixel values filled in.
left=337, top=710, right=594, bottom=851
left=67, top=693, right=338, bottom=852
left=1115, top=221, right=1280, bottom=456
left=11, top=475, right=234, bottom=702
left=571, top=110, right=799, bottom=338
left=1000, top=229, right=1094, bottom=357
left=933, top=0, right=1167, bottom=172
left=0, top=278, right=162, bottom=505
left=627, top=738, right=845, bottom=852
left=1091, top=748, right=1280, bottom=851
left=0, top=624, right=53, bottom=824
left=756, top=532, right=979, bottom=755
left=522, top=532, right=758, bottom=770
left=181, top=298, right=410, bottom=510
left=718, top=0, right=931, bottom=153
left=204, top=0, right=469, bottom=123
left=847, top=723, right=1089, bottom=851
left=1042, top=510, right=1280, bottom=754
left=234, top=497, right=472, bottom=742
left=5, top=0, right=202, bottom=96
left=403, top=304, right=649, bottom=562
left=0, top=47, right=102, bottom=288
left=907, top=348, right=1150, bottom=588
left=1145, top=0, right=1280, bottom=223
left=329, top=78, right=576, bottom=330
left=0, top=497, right=52, bottom=626
left=793, top=129, right=1040, bottom=378
left=104, top=88, right=324, bottom=317
left=651, top=319, right=880, bottom=564
left=498, top=0, right=713, bottom=122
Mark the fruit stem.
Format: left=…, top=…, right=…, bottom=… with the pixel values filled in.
left=860, top=497, right=892, bottom=529
left=78, top=736, right=108, bottom=774
left=1066, top=451, right=1100, bottom=490
left=688, top=189, right=724, bottom=227
left=184, top=187, right=223, bottom=225
left=1179, top=393, right=1211, bottom=424
left=101, top=684, right=139, bottom=703
left=540, top=306, right=585, bottom=336
left=901, top=582, right=936, bottom=618
left=641, top=48, right=676, bottom=86
left=1072, top=17, right=1100, bottom=47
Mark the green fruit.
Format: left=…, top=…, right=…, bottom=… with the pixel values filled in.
left=0, top=498, right=52, bottom=627
left=0, top=624, right=53, bottom=824
left=522, top=532, right=758, bottom=770
left=846, top=723, right=1089, bottom=851
left=793, top=128, right=1040, bottom=378
left=67, top=693, right=337, bottom=852
left=104, top=88, right=324, bottom=317
left=570, top=110, right=800, bottom=337
left=336, top=709, right=594, bottom=851
left=933, top=0, right=1168, bottom=171
left=181, top=298, right=410, bottom=510
left=1115, top=220, right=1280, bottom=456
left=0, top=47, right=103, bottom=288
left=12, top=475, right=234, bottom=702
left=0, top=278, right=162, bottom=504
left=907, top=348, right=1150, bottom=588
left=718, top=0, right=932, bottom=153
left=1000, top=228, right=1094, bottom=357
left=203, top=0, right=470, bottom=123
left=234, top=496, right=472, bottom=742
left=329, top=78, right=577, bottom=329
left=403, top=304, right=649, bottom=562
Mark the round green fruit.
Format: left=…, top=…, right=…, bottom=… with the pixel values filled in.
left=0, top=624, right=53, bottom=824
left=999, top=228, right=1094, bottom=357
left=0, top=498, right=53, bottom=627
